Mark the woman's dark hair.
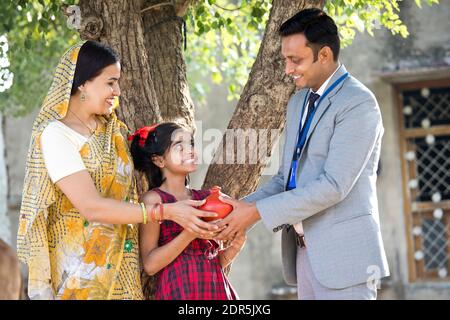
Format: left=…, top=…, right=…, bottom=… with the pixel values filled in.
left=70, top=40, right=120, bottom=95
left=279, top=8, right=340, bottom=62
left=130, top=122, right=190, bottom=190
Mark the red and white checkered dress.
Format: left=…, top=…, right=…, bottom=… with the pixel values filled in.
left=152, top=188, right=238, bottom=300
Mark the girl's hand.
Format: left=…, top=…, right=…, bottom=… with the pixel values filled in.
left=188, top=220, right=227, bottom=240
left=219, top=232, right=247, bottom=267
left=164, top=199, right=220, bottom=237
left=228, top=232, right=247, bottom=251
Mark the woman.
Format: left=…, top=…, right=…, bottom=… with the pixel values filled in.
left=16, top=41, right=219, bottom=300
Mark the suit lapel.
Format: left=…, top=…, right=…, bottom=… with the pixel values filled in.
left=299, top=64, right=349, bottom=160
left=283, top=89, right=308, bottom=183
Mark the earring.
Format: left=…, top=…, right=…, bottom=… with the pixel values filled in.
left=80, top=92, right=86, bottom=102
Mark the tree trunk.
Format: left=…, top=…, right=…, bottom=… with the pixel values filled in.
left=202, top=0, right=324, bottom=199
left=78, top=0, right=164, bottom=195
left=78, top=0, right=162, bottom=132
left=141, top=0, right=196, bottom=129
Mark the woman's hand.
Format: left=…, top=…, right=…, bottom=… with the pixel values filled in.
left=164, top=199, right=221, bottom=237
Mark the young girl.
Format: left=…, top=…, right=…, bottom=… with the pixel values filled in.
left=130, top=122, right=246, bottom=300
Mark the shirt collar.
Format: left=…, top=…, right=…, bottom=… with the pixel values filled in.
left=312, top=63, right=341, bottom=96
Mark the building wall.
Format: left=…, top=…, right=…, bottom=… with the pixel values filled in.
left=4, top=109, right=38, bottom=250
left=0, top=114, right=12, bottom=245
left=339, top=1, right=450, bottom=299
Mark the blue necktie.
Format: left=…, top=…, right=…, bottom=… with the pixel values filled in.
left=296, top=92, right=320, bottom=160
left=303, top=92, right=320, bottom=128
left=285, top=92, right=321, bottom=192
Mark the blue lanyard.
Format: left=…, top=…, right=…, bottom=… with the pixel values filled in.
left=286, top=72, right=349, bottom=190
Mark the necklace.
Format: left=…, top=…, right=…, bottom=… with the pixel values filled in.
left=68, top=109, right=97, bottom=135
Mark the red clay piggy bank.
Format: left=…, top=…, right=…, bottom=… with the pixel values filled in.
left=199, top=186, right=233, bottom=222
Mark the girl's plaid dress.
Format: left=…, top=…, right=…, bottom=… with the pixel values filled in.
left=152, top=188, right=238, bottom=300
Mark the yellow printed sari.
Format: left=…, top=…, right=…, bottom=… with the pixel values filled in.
left=16, top=43, right=143, bottom=300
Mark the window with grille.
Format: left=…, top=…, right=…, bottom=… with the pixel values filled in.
left=397, top=79, right=450, bottom=282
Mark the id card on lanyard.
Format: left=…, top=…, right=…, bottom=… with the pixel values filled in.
left=286, top=72, right=349, bottom=191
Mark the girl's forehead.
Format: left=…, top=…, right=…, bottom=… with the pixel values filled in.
left=171, top=128, right=192, bottom=141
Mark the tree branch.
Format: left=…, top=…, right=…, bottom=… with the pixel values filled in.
left=175, top=0, right=197, bottom=17
left=141, top=2, right=174, bottom=14
left=213, top=3, right=242, bottom=11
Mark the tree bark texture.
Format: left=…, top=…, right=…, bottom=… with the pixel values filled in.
left=78, top=0, right=162, bottom=132
left=141, top=0, right=196, bottom=129
left=78, top=0, right=164, bottom=196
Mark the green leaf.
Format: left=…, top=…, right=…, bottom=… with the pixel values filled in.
left=211, top=71, right=223, bottom=84
left=196, top=5, right=205, bottom=16
left=24, top=38, right=32, bottom=50
left=247, top=20, right=258, bottom=31
left=39, top=18, right=49, bottom=30
left=251, top=7, right=264, bottom=18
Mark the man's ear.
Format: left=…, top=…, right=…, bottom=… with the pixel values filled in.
left=152, top=155, right=164, bottom=168
left=319, top=46, right=333, bottom=63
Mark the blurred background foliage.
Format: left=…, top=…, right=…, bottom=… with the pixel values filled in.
left=0, top=0, right=439, bottom=116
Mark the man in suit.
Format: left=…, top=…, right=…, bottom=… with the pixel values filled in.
left=216, top=8, right=390, bottom=299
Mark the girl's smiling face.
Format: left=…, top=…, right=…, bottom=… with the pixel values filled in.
left=161, top=128, right=198, bottom=174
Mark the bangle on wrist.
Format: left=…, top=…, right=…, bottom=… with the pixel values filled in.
left=150, top=204, right=158, bottom=223
left=155, top=203, right=163, bottom=224
left=159, top=203, right=165, bottom=221
left=140, top=202, right=148, bottom=224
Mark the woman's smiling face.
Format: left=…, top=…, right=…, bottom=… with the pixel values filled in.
left=79, top=62, right=121, bottom=115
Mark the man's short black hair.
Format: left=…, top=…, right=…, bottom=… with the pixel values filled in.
left=279, top=8, right=340, bottom=62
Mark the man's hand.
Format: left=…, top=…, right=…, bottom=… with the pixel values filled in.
left=215, top=196, right=261, bottom=241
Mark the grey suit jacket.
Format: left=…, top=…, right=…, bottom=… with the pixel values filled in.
left=244, top=64, right=390, bottom=289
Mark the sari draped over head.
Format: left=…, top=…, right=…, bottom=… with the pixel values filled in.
left=16, top=42, right=143, bottom=300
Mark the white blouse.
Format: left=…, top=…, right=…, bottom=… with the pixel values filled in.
left=40, top=120, right=88, bottom=183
